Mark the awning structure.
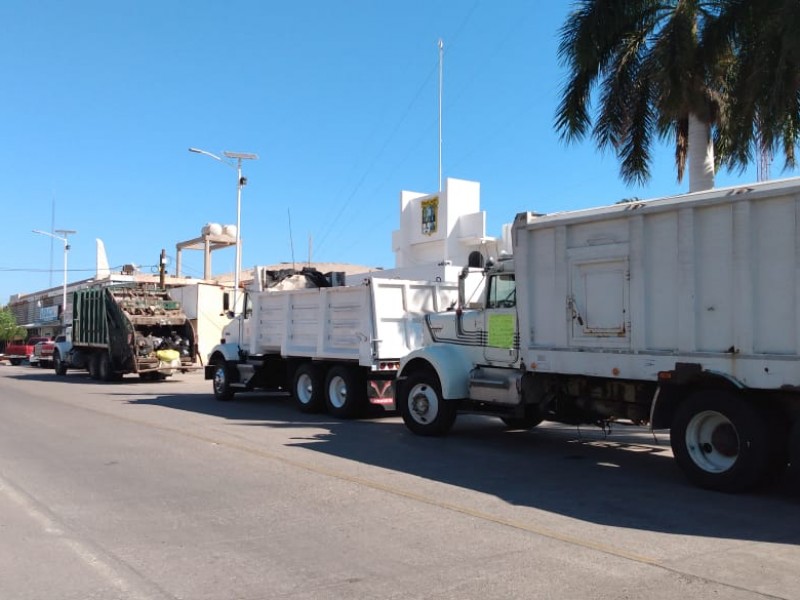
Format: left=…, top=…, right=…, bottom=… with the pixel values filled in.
left=21, top=319, right=60, bottom=329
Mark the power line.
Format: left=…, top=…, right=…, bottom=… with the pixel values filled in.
left=313, top=60, right=439, bottom=256
left=0, top=264, right=160, bottom=274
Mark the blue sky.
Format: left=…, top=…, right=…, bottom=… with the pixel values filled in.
left=0, top=1, right=790, bottom=304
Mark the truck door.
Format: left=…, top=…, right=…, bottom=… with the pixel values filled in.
left=483, top=273, right=519, bottom=364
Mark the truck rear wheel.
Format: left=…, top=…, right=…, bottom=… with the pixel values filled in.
left=670, top=391, right=771, bottom=492
left=324, top=366, right=366, bottom=418
left=98, top=353, right=114, bottom=382
left=292, top=363, right=324, bottom=413
left=212, top=359, right=236, bottom=401
left=399, top=369, right=457, bottom=436
left=88, top=353, right=101, bottom=380
left=53, top=351, right=67, bottom=376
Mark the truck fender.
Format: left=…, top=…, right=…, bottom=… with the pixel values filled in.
left=651, top=368, right=745, bottom=430
left=53, top=342, right=73, bottom=366
left=207, top=344, right=241, bottom=364
left=398, top=345, right=474, bottom=400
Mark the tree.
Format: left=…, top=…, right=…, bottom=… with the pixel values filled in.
left=0, top=306, right=25, bottom=343
left=704, top=0, right=800, bottom=172
left=556, top=0, right=725, bottom=192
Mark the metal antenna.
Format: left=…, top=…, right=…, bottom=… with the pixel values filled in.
left=288, top=208, right=296, bottom=271
left=438, top=38, right=444, bottom=192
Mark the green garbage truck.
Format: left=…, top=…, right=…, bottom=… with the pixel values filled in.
left=53, top=283, right=198, bottom=381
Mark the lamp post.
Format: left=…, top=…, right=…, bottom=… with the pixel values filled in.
left=188, top=147, right=258, bottom=314
left=32, top=228, right=77, bottom=327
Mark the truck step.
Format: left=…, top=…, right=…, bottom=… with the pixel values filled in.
left=469, top=377, right=511, bottom=389
left=468, top=368, right=521, bottom=405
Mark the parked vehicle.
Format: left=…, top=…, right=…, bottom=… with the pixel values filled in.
left=53, top=283, right=198, bottom=381
left=4, top=337, right=51, bottom=366
left=205, top=268, right=459, bottom=417
left=395, top=178, right=800, bottom=492
left=32, top=335, right=65, bottom=368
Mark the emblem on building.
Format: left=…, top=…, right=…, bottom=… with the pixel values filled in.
left=421, top=196, right=439, bottom=236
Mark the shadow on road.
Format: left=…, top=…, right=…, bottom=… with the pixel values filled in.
left=120, top=387, right=800, bottom=549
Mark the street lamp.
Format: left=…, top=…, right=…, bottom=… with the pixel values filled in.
left=188, top=147, right=258, bottom=314
left=32, top=228, right=77, bottom=327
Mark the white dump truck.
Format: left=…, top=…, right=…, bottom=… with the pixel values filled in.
left=396, top=177, right=800, bottom=492
left=205, top=268, right=459, bottom=418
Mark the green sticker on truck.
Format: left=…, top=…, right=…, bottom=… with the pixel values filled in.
left=487, top=313, right=515, bottom=348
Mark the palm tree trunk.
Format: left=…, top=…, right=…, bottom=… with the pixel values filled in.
left=688, top=113, right=715, bottom=192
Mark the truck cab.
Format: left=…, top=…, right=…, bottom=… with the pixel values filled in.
left=397, top=258, right=528, bottom=435
left=214, top=292, right=252, bottom=358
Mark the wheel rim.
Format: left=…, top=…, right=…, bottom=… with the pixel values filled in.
left=408, top=383, right=438, bottom=425
left=213, top=365, right=227, bottom=395
left=684, top=410, right=739, bottom=473
left=328, top=375, right=347, bottom=409
left=296, top=373, right=313, bottom=405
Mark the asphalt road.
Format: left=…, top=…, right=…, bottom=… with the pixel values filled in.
left=1, top=363, right=799, bottom=600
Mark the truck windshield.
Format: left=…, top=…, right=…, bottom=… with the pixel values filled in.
left=486, top=274, right=516, bottom=309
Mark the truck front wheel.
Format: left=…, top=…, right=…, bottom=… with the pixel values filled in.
left=670, top=391, right=771, bottom=492
left=399, top=369, right=457, bottom=436
left=53, top=351, right=67, bottom=376
left=212, top=359, right=236, bottom=401
left=292, top=363, right=325, bottom=413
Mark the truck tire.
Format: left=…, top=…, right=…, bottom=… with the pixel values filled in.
left=9, top=358, right=21, bottom=366
left=53, top=351, right=67, bottom=376
left=98, top=353, right=114, bottom=382
left=670, top=391, right=771, bottom=492
left=211, top=359, right=236, bottom=401
left=324, top=365, right=366, bottom=418
left=292, top=363, right=325, bottom=413
left=88, top=353, right=101, bottom=380
left=398, top=369, right=457, bottom=436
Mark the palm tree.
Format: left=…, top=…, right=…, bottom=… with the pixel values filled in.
left=556, top=0, right=725, bottom=192
left=704, top=0, right=800, bottom=172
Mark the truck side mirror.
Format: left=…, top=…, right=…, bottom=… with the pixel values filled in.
left=222, top=292, right=230, bottom=313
